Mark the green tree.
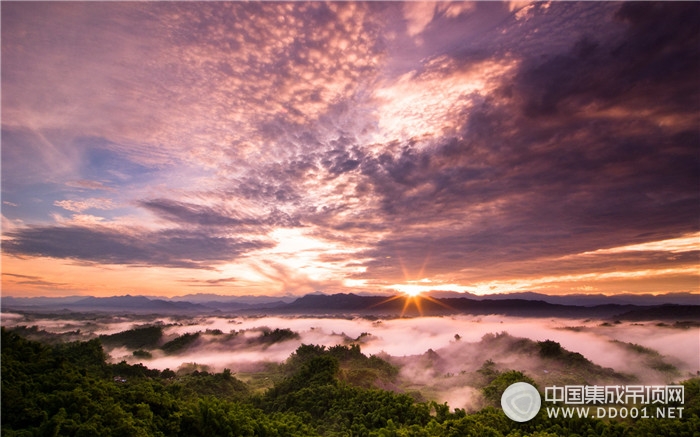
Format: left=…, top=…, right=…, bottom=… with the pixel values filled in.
left=482, top=371, right=536, bottom=407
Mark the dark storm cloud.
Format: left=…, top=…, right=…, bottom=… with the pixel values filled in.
left=4, top=226, right=273, bottom=269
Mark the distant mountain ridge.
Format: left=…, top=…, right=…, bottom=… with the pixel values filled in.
left=72, top=295, right=207, bottom=312
left=165, top=293, right=297, bottom=305
left=424, top=290, right=700, bottom=306
left=2, top=291, right=698, bottom=320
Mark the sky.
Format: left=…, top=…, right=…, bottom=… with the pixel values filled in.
left=2, top=1, right=699, bottom=298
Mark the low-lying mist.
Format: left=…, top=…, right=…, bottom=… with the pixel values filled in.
left=3, top=312, right=698, bottom=410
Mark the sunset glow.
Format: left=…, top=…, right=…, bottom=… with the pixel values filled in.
left=2, top=2, right=698, bottom=299
left=395, top=284, right=426, bottom=298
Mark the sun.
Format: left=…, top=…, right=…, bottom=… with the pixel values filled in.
left=378, top=254, right=453, bottom=315
left=395, top=284, right=426, bottom=297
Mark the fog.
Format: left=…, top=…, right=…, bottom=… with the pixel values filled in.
left=3, top=312, right=698, bottom=409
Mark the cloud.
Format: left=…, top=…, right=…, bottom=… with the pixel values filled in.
left=178, top=277, right=240, bottom=287
left=511, top=6, right=700, bottom=123
left=339, top=2, right=700, bottom=285
left=1, top=127, right=82, bottom=188
left=3, top=225, right=273, bottom=269
left=2, top=272, right=68, bottom=289
left=139, top=199, right=256, bottom=228
left=403, top=2, right=435, bottom=37
left=2, top=2, right=387, bottom=173
left=65, top=179, right=115, bottom=192
left=54, top=198, right=115, bottom=213
left=139, top=198, right=300, bottom=229
left=2, top=2, right=698, bottom=296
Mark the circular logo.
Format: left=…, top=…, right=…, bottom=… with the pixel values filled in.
left=501, top=382, right=541, bottom=422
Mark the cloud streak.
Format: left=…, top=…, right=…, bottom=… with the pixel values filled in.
left=3, top=225, right=273, bottom=269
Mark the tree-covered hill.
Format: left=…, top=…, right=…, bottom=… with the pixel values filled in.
left=2, top=327, right=699, bottom=436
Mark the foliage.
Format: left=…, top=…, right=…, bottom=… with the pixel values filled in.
left=161, top=332, right=200, bottom=354
left=482, top=371, right=536, bottom=407
left=134, top=349, right=153, bottom=359
left=176, top=368, right=250, bottom=402
left=5, top=324, right=85, bottom=344
left=537, top=339, right=590, bottom=367
left=283, top=343, right=399, bottom=388
left=259, top=328, right=300, bottom=344
left=610, top=340, right=680, bottom=377
left=99, top=325, right=164, bottom=349
left=477, top=359, right=500, bottom=381
left=3, top=327, right=699, bottom=437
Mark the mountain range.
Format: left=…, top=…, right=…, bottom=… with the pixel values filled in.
left=2, top=292, right=698, bottom=320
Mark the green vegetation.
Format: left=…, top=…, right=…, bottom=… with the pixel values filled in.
left=133, top=349, right=153, bottom=359
left=161, top=332, right=201, bottom=354
left=284, top=344, right=399, bottom=389
left=482, top=371, right=537, bottom=406
left=472, top=332, right=636, bottom=388
left=100, top=326, right=164, bottom=349
left=175, top=368, right=250, bottom=402
left=610, top=340, right=681, bottom=378
left=260, top=328, right=301, bottom=344
left=92, top=325, right=307, bottom=356
left=5, top=324, right=86, bottom=344
left=2, top=327, right=699, bottom=436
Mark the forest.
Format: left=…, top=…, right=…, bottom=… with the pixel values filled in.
left=2, top=326, right=699, bottom=437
